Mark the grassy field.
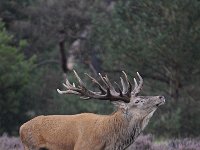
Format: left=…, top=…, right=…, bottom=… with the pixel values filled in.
left=0, top=134, right=199, bottom=150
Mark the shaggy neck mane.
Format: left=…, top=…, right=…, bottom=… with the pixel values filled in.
left=103, top=109, right=152, bottom=150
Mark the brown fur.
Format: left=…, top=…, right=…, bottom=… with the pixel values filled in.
left=20, top=105, right=159, bottom=150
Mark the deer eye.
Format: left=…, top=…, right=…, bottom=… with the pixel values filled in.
left=135, top=100, right=139, bottom=104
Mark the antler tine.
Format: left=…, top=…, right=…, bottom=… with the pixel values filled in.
left=57, top=89, right=66, bottom=94
left=114, top=82, right=123, bottom=97
left=57, top=89, right=80, bottom=95
left=99, top=73, right=109, bottom=88
left=104, top=75, right=116, bottom=92
left=73, top=70, right=85, bottom=88
left=62, top=83, right=69, bottom=88
left=122, top=71, right=132, bottom=97
left=57, top=70, right=88, bottom=97
left=120, top=77, right=127, bottom=94
left=85, top=73, right=106, bottom=94
left=98, top=73, right=118, bottom=96
left=72, top=83, right=76, bottom=87
left=65, top=78, right=72, bottom=87
left=133, top=78, right=138, bottom=90
left=137, top=72, right=143, bottom=91
left=131, top=72, right=143, bottom=96
left=128, top=81, right=132, bottom=92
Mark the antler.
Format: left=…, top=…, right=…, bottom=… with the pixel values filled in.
left=57, top=70, right=143, bottom=103
left=132, top=72, right=143, bottom=96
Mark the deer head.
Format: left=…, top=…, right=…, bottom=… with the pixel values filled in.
left=57, top=71, right=165, bottom=120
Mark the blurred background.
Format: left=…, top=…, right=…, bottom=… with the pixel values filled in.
left=0, top=0, right=199, bottom=141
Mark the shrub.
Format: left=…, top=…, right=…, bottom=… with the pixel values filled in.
left=0, top=134, right=199, bottom=150
left=0, top=134, right=23, bottom=150
left=168, top=137, right=200, bottom=150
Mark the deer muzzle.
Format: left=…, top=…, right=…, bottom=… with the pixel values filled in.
left=156, top=96, right=165, bottom=107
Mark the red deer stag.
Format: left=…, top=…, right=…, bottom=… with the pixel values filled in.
left=20, top=71, right=165, bottom=150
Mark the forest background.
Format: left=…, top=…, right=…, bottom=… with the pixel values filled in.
left=0, top=0, right=199, bottom=140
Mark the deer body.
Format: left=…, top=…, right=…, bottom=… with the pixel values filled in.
left=20, top=110, right=154, bottom=150
left=20, top=71, right=165, bottom=150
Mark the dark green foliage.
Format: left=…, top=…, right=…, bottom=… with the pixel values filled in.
left=0, top=0, right=113, bottom=135
left=90, top=0, right=200, bottom=137
left=0, top=22, right=34, bottom=135
left=0, top=0, right=32, bottom=27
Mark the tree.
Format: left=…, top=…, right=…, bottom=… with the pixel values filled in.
left=0, top=21, right=35, bottom=135
left=4, top=0, right=113, bottom=119
left=0, top=0, right=32, bottom=27
left=90, top=0, right=200, bottom=137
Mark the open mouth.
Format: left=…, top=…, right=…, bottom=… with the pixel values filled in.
left=156, top=103, right=160, bottom=107
left=156, top=102, right=164, bottom=107
left=156, top=97, right=165, bottom=107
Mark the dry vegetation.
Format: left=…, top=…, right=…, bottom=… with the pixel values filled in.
left=0, top=134, right=199, bottom=150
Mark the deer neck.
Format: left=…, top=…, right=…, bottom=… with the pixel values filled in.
left=104, top=109, right=153, bottom=150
